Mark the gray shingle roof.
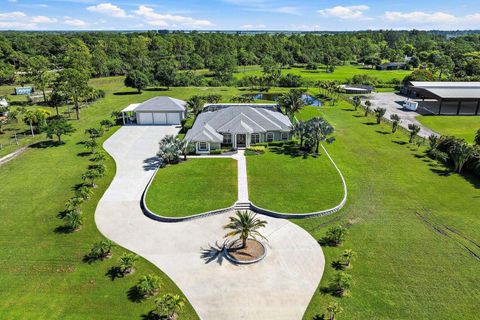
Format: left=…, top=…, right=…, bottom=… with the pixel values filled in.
left=135, top=96, right=186, bottom=112
left=185, top=105, right=292, bottom=143
left=410, top=82, right=480, bottom=99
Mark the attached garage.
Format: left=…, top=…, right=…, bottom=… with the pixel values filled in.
left=122, top=96, right=186, bottom=126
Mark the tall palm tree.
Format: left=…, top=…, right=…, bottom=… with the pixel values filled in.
left=153, top=293, right=186, bottom=320
left=374, top=107, right=386, bottom=124
left=449, top=141, right=474, bottom=173
left=224, top=211, right=268, bottom=248
left=292, top=121, right=308, bottom=147
left=23, top=110, right=38, bottom=136
left=186, top=95, right=205, bottom=117
left=408, top=123, right=421, bottom=143
left=390, top=114, right=401, bottom=133
left=325, top=302, right=343, bottom=320
left=278, top=89, right=305, bottom=119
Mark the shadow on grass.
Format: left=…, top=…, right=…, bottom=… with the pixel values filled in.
left=113, top=91, right=141, bottom=96
left=363, top=122, right=377, bottom=126
left=144, top=87, right=168, bottom=92
left=140, top=311, right=161, bottom=320
left=352, top=114, right=364, bottom=118
left=341, top=108, right=355, bottom=112
left=53, top=225, right=75, bottom=234
left=270, top=145, right=311, bottom=159
left=430, top=168, right=452, bottom=176
left=375, top=130, right=391, bottom=135
left=105, top=266, right=124, bottom=281
left=127, top=285, right=146, bottom=303
left=30, top=140, right=64, bottom=149
left=331, top=260, right=345, bottom=270
left=392, top=140, right=407, bottom=145
left=77, top=151, right=92, bottom=157
left=312, top=315, right=325, bottom=320
left=319, top=285, right=344, bottom=297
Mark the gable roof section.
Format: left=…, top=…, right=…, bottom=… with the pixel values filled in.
left=187, top=123, right=223, bottom=143
left=135, top=96, right=186, bottom=112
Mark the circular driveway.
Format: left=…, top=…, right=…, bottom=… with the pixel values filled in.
left=95, top=125, right=325, bottom=320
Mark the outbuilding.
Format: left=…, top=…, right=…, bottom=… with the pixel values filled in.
left=121, top=96, right=187, bottom=125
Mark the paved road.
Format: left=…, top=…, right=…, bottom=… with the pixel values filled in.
left=366, top=92, right=439, bottom=138
left=95, top=125, right=325, bottom=320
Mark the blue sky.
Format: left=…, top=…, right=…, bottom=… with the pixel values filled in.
left=1, top=0, right=480, bottom=30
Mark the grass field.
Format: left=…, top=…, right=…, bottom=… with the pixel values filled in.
left=145, top=158, right=237, bottom=217
left=416, top=115, right=480, bottom=143
left=234, top=65, right=411, bottom=83
left=294, top=104, right=480, bottom=320
left=247, top=147, right=344, bottom=213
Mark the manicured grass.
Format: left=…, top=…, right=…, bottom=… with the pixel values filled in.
left=294, top=104, right=480, bottom=320
left=235, top=65, right=411, bottom=83
left=247, top=147, right=344, bottom=213
left=145, top=158, right=237, bottom=217
left=416, top=115, right=480, bottom=143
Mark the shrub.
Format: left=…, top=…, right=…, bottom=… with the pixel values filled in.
left=251, top=142, right=268, bottom=147
left=267, top=141, right=287, bottom=147
left=278, top=73, right=303, bottom=87
left=209, top=149, right=223, bottom=155
left=246, top=146, right=266, bottom=153
left=136, top=274, right=161, bottom=298
left=322, top=225, right=348, bottom=246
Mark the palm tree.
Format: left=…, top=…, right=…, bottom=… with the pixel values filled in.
left=352, top=96, right=361, bottom=111
left=341, top=249, right=357, bottom=267
left=65, top=197, right=84, bottom=212
left=23, top=110, right=38, bottom=136
left=325, top=302, right=343, bottom=320
left=75, top=185, right=93, bottom=200
left=475, top=128, right=480, bottom=146
left=278, top=89, right=306, bottom=119
left=408, top=123, right=421, bottom=143
left=84, top=139, right=98, bottom=153
left=329, top=272, right=353, bottom=297
left=390, top=114, right=401, bottom=133
left=82, top=168, right=104, bottom=188
left=307, top=117, right=335, bottom=154
left=186, top=95, right=205, bottom=117
left=64, top=210, right=83, bottom=231
left=373, top=107, right=386, bottom=124
left=449, top=140, right=474, bottom=173
left=136, top=274, right=161, bottom=297
left=292, top=121, right=308, bottom=147
left=153, top=293, right=186, bottom=320
left=119, top=253, right=139, bottom=275
left=90, top=240, right=114, bottom=260
left=224, top=211, right=268, bottom=248
left=364, top=100, right=372, bottom=116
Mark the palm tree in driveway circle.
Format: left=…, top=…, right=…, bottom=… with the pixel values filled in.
left=224, top=211, right=268, bottom=248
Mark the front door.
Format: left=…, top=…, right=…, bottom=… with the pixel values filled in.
left=237, top=134, right=246, bottom=148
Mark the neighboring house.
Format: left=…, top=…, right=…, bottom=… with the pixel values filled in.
left=185, top=103, right=292, bottom=153
left=376, top=62, right=407, bottom=70
left=121, top=96, right=186, bottom=125
left=14, top=87, right=34, bottom=95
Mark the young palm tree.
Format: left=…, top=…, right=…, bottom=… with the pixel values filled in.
left=91, top=151, right=107, bottom=162
left=84, top=139, right=98, bottom=153
left=324, top=225, right=348, bottom=246
left=408, top=123, right=421, bottom=143
left=352, top=95, right=361, bottom=111
left=136, top=274, right=161, bottom=297
left=64, top=210, right=83, bottom=231
left=364, top=100, right=372, bottom=116
left=119, top=253, right=139, bottom=275
left=325, top=302, right=343, bottom=320
left=278, top=89, right=306, bottom=119
left=90, top=240, right=114, bottom=260
left=329, top=272, right=353, bottom=297
left=75, top=185, right=93, bottom=200
left=390, top=114, right=401, bottom=133
left=153, top=293, right=186, bottom=320
left=82, top=168, right=104, bottom=188
left=341, top=249, right=357, bottom=267
left=373, top=107, right=386, bottom=124
left=23, top=110, right=38, bottom=137
left=224, top=211, right=268, bottom=248
left=65, top=197, right=84, bottom=212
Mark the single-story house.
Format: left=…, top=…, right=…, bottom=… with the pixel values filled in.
left=376, top=62, right=407, bottom=70
left=185, top=104, right=292, bottom=153
left=121, top=96, right=186, bottom=125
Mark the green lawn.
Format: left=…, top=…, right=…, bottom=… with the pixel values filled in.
left=416, top=115, right=480, bottom=143
left=235, top=65, right=411, bottom=83
left=145, top=158, right=237, bottom=217
left=295, top=104, right=480, bottom=320
left=247, top=148, right=344, bottom=213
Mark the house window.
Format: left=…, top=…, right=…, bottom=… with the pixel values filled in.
left=281, top=132, right=289, bottom=140
left=251, top=133, right=260, bottom=144
left=266, top=132, right=274, bottom=142
left=198, top=142, right=208, bottom=151
left=223, top=133, right=232, bottom=144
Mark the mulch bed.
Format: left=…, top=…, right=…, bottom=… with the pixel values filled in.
left=227, top=239, right=265, bottom=262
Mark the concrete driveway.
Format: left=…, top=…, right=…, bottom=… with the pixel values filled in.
left=95, top=125, right=325, bottom=320
left=366, top=92, right=439, bottom=138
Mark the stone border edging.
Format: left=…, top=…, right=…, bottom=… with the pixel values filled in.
left=248, top=144, right=348, bottom=219
left=141, top=165, right=236, bottom=222
left=224, top=240, right=267, bottom=265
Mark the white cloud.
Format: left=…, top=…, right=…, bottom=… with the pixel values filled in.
left=241, top=24, right=266, bottom=29
left=133, top=5, right=214, bottom=28
left=271, top=6, right=300, bottom=15
left=0, top=21, right=36, bottom=29
left=0, top=11, right=27, bottom=20
left=31, top=16, right=57, bottom=23
left=383, top=11, right=456, bottom=24
left=63, top=18, right=88, bottom=27
left=318, top=5, right=371, bottom=20
left=87, top=3, right=130, bottom=18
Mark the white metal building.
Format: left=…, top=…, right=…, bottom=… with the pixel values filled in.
left=121, top=96, right=186, bottom=125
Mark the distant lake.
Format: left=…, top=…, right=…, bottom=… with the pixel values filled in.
left=243, top=93, right=322, bottom=106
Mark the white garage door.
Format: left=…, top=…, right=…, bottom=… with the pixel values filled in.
left=166, top=112, right=181, bottom=125
left=138, top=113, right=153, bottom=125
left=153, top=113, right=167, bottom=125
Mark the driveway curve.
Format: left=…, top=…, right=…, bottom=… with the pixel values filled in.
left=95, top=125, right=325, bottom=320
